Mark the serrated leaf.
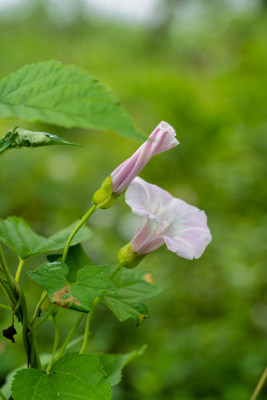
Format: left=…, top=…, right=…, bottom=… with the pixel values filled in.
left=0, top=61, right=142, bottom=138
left=98, top=345, right=146, bottom=386
left=0, top=216, right=92, bottom=260
left=11, top=352, right=111, bottom=400
left=101, top=269, right=161, bottom=324
left=0, top=354, right=50, bottom=399
left=47, top=243, right=93, bottom=283
left=0, top=126, right=75, bottom=155
left=28, top=260, right=116, bottom=312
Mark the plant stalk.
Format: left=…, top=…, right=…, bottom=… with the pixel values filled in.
left=80, top=297, right=99, bottom=354
left=62, top=204, right=96, bottom=262
left=250, top=366, right=267, bottom=400
left=55, top=313, right=85, bottom=362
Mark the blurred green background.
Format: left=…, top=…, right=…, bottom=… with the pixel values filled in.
left=0, top=1, right=266, bottom=399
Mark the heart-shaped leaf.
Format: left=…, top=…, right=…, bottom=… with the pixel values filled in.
left=11, top=352, right=112, bottom=400
left=28, top=260, right=116, bottom=312
left=0, top=217, right=92, bottom=260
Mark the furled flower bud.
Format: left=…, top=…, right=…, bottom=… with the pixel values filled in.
left=93, top=121, right=178, bottom=209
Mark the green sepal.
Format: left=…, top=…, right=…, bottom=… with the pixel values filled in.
left=92, top=176, right=118, bottom=209
left=117, top=242, right=144, bottom=269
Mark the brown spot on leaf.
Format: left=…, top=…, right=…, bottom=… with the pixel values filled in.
left=143, top=273, right=155, bottom=284
left=52, top=285, right=81, bottom=308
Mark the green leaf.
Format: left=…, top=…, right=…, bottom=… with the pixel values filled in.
left=0, top=61, right=142, bottom=138
left=98, top=345, right=146, bottom=386
left=101, top=269, right=161, bottom=324
left=0, top=216, right=92, bottom=260
left=11, top=352, right=111, bottom=400
left=28, top=260, right=117, bottom=312
left=0, top=126, right=75, bottom=155
left=0, top=354, right=50, bottom=399
left=47, top=243, right=93, bottom=283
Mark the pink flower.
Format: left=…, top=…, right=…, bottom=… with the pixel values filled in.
left=125, top=177, right=212, bottom=260
left=111, top=121, right=178, bottom=194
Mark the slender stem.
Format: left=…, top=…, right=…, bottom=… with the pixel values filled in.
left=80, top=297, right=99, bottom=354
left=15, top=258, right=25, bottom=282
left=46, top=315, right=60, bottom=373
left=55, top=313, right=85, bottom=362
left=0, top=388, right=7, bottom=400
left=32, top=305, right=57, bottom=330
left=0, top=303, right=12, bottom=311
left=30, top=291, right=48, bottom=326
left=62, top=205, right=96, bottom=262
left=250, top=367, right=267, bottom=400
left=0, top=245, right=16, bottom=299
left=110, top=263, right=123, bottom=280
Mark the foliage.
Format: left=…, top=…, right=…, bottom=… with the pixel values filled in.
left=0, top=2, right=266, bottom=400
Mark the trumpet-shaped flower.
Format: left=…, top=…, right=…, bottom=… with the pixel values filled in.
left=93, top=121, right=178, bottom=208
left=125, top=177, right=212, bottom=260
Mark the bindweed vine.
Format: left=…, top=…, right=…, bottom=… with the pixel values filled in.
left=0, top=61, right=261, bottom=400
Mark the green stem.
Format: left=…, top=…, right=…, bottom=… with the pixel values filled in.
left=55, top=313, right=85, bottom=362
left=32, top=304, right=57, bottom=330
left=110, top=263, right=123, bottom=280
left=15, top=258, right=25, bottom=283
left=0, top=245, right=16, bottom=299
left=0, top=304, right=12, bottom=311
left=62, top=204, right=96, bottom=262
left=30, top=291, right=48, bottom=326
left=46, top=315, right=60, bottom=373
left=250, top=367, right=267, bottom=400
left=80, top=297, right=99, bottom=354
left=20, top=291, right=41, bottom=368
left=0, top=388, right=7, bottom=400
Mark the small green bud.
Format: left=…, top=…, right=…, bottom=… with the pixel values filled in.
left=92, top=176, right=117, bottom=209
left=117, top=242, right=144, bottom=269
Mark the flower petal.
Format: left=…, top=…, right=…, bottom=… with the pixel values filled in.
left=163, top=210, right=212, bottom=259
left=125, top=177, right=175, bottom=223
left=131, top=219, right=165, bottom=255
left=111, top=121, right=178, bottom=194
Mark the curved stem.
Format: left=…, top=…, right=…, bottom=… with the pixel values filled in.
left=30, top=291, right=48, bottom=326
left=46, top=315, right=60, bottom=373
left=110, top=263, right=123, bottom=280
left=80, top=297, right=99, bottom=354
left=0, top=388, right=7, bottom=400
left=32, top=304, right=57, bottom=330
left=250, top=367, right=267, bottom=400
left=15, top=258, right=25, bottom=282
left=62, top=204, right=96, bottom=262
left=55, top=313, right=85, bottom=362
